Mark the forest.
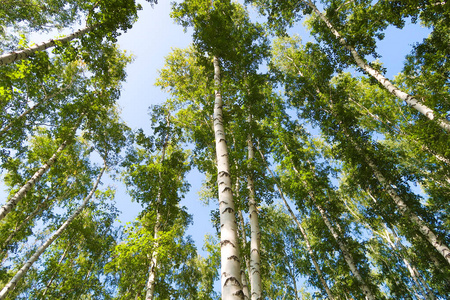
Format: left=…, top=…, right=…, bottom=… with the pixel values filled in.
left=0, top=0, right=449, bottom=299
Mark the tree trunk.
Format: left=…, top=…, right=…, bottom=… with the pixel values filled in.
left=314, top=201, right=376, bottom=300
left=349, top=97, right=450, bottom=167
left=383, top=228, right=430, bottom=300
left=41, top=241, right=72, bottom=297
left=344, top=197, right=433, bottom=300
left=277, top=142, right=375, bottom=299
left=0, top=141, right=68, bottom=221
left=301, top=0, right=450, bottom=132
left=246, top=123, right=262, bottom=300
left=1, top=179, right=75, bottom=253
left=145, top=115, right=170, bottom=300
left=1, top=194, right=52, bottom=252
left=256, top=144, right=335, bottom=300
left=0, top=164, right=106, bottom=300
left=235, top=176, right=250, bottom=300
left=0, top=26, right=95, bottom=66
left=213, top=56, right=244, bottom=299
left=349, top=134, right=450, bottom=265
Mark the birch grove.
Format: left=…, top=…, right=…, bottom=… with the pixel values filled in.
left=1, top=0, right=449, bottom=298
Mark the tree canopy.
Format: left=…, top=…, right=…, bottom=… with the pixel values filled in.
left=0, top=0, right=449, bottom=299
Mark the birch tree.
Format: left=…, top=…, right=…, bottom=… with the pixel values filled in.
left=247, top=0, right=450, bottom=131
left=0, top=162, right=106, bottom=299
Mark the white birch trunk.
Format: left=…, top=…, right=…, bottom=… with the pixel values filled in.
left=145, top=115, right=170, bottom=300
left=256, top=144, right=335, bottom=300
left=301, top=0, right=450, bottom=132
left=213, top=56, right=244, bottom=299
left=1, top=194, right=52, bottom=251
left=235, top=177, right=250, bottom=300
left=0, top=141, right=68, bottom=221
left=351, top=137, right=450, bottom=265
left=0, top=165, right=105, bottom=300
left=281, top=144, right=375, bottom=299
left=0, top=26, right=94, bottom=66
left=41, top=241, right=72, bottom=297
left=314, top=202, right=376, bottom=300
left=349, top=97, right=450, bottom=167
left=383, top=228, right=430, bottom=300
left=246, top=126, right=262, bottom=300
left=415, top=268, right=435, bottom=300
left=145, top=212, right=160, bottom=300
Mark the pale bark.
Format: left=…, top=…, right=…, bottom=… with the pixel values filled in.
left=344, top=198, right=433, bottom=300
left=349, top=97, right=450, bottom=167
left=314, top=202, right=376, bottom=300
left=0, top=141, right=68, bottom=221
left=1, top=179, right=74, bottom=252
left=415, top=268, right=435, bottom=300
left=256, top=144, right=335, bottom=300
left=0, top=164, right=106, bottom=300
left=145, top=115, right=170, bottom=300
left=349, top=135, right=450, bottom=265
left=286, top=259, right=300, bottom=300
left=1, top=194, right=52, bottom=251
left=389, top=228, right=436, bottom=300
left=277, top=143, right=375, bottom=299
left=383, top=228, right=430, bottom=300
left=213, top=56, right=244, bottom=299
left=41, top=241, right=72, bottom=297
left=246, top=122, right=261, bottom=300
left=0, top=26, right=94, bottom=66
left=301, top=0, right=450, bottom=132
left=235, top=176, right=250, bottom=300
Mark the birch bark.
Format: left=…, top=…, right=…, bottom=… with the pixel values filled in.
left=277, top=142, right=375, bottom=299
left=213, top=56, right=244, bottom=299
left=301, top=0, right=450, bottom=132
left=1, top=179, right=74, bottom=252
left=0, top=26, right=94, bottom=66
left=0, top=80, right=74, bottom=137
left=145, top=115, right=170, bottom=300
left=40, top=241, right=72, bottom=297
left=347, top=133, right=450, bottom=265
left=383, top=229, right=431, bottom=300
left=0, top=164, right=106, bottom=300
left=256, top=144, right=335, bottom=300
left=235, top=177, right=250, bottom=300
left=1, top=194, right=52, bottom=252
left=313, top=201, right=376, bottom=300
left=0, top=141, right=68, bottom=221
left=246, top=123, right=262, bottom=300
